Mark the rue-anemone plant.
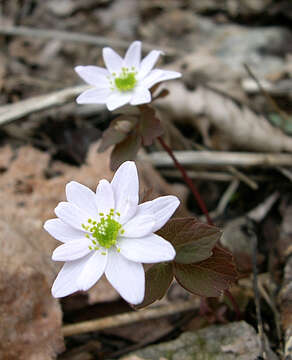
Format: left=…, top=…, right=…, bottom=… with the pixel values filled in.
left=44, top=41, right=238, bottom=310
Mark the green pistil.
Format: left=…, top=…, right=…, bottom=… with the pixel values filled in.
left=83, top=209, right=122, bottom=251
left=114, top=67, right=137, bottom=92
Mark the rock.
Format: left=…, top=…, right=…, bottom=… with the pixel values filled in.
left=119, top=321, right=263, bottom=360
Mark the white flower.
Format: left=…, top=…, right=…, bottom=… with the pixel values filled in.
left=75, top=41, right=181, bottom=111
left=44, top=161, right=179, bottom=305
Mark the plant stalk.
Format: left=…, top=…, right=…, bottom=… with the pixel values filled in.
left=157, top=136, right=213, bottom=225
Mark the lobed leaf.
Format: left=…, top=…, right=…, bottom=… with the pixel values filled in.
left=174, top=246, right=238, bottom=297
left=98, top=116, right=137, bottom=153
left=139, top=105, right=164, bottom=146
left=158, top=218, right=222, bottom=264
left=136, top=263, right=173, bottom=308
left=110, top=130, right=142, bottom=170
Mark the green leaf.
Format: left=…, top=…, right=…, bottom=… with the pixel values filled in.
left=158, top=218, right=222, bottom=264
left=136, top=263, right=173, bottom=309
left=174, top=246, right=238, bottom=297
left=139, top=105, right=164, bottom=146
left=110, top=130, right=142, bottom=170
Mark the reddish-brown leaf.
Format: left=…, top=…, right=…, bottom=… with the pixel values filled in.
left=110, top=130, right=142, bottom=170
left=139, top=105, right=164, bottom=146
left=174, top=246, right=237, bottom=297
left=158, top=218, right=222, bottom=264
left=136, top=263, right=173, bottom=308
left=98, top=116, right=137, bottom=153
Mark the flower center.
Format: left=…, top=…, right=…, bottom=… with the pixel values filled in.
left=82, top=209, right=124, bottom=252
left=113, top=67, right=137, bottom=92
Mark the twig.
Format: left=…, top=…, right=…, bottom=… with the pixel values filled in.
left=244, top=63, right=290, bottom=126
left=62, top=300, right=199, bottom=337
left=160, top=169, right=270, bottom=183
left=208, top=179, right=239, bottom=219
left=276, top=166, right=292, bottom=182
left=0, top=85, right=90, bottom=125
left=257, top=275, right=282, bottom=343
left=157, top=136, right=213, bottom=225
left=246, top=220, right=277, bottom=359
left=110, top=310, right=197, bottom=358
left=226, top=165, right=258, bottom=190
left=248, top=192, right=279, bottom=223
left=192, top=142, right=258, bottom=190
left=0, top=25, right=180, bottom=56
left=141, top=150, right=292, bottom=168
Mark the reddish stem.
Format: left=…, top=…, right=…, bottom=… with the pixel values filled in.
left=225, top=289, right=241, bottom=320
left=157, top=136, right=213, bottom=225
left=157, top=135, right=241, bottom=317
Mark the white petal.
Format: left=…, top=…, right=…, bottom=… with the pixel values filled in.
left=119, top=233, right=175, bottom=263
left=66, top=181, right=98, bottom=218
left=138, top=195, right=180, bottom=232
left=76, top=88, right=111, bottom=105
left=75, top=65, right=109, bottom=87
left=77, top=251, right=108, bottom=291
left=96, top=179, right=115, bottom=215
left=124, top=41, right=141, bottom=69
left=55, top=202, right=92, bottom=231
left=103, top=47, right=123, bottom=74
left=142, top=69, right=182, bottom=89
left=138, top=50, right=163, bottom=80
left=106, top=92, right=132, bottom=111
left=52, top=239, right=91, bottom=261
left=111, top=161, right=139, bottom=224
left=105, top=250, right=145, bottom=304
left=130, top=87, right=151, bottom=106
left=44, top=219, right=85, bottom=243
left=122, top=214, right=155, bottom=237
left=51, top=254, right=92, bottom=298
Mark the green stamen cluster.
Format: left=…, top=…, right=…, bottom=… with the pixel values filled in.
left=112, top=67, right=137, bottom=92
left=82, top=209, right=124, bottom=252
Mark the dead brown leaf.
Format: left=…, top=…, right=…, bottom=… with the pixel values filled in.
left=156, top=82, right=292, bottom=152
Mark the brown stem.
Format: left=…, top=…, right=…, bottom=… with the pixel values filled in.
left=157, top=136, right=213, bottom=225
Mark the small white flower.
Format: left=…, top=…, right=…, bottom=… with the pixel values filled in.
left=44, top=161, right=179, bottom=305
left=75, top=41, right=181, bottom=111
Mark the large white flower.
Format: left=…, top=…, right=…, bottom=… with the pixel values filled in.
left=75, top=41, right=181, bottom=111
left=44, top=161, right=179, bottom=305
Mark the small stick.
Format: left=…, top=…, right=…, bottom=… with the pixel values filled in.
left=226, top=165, right=258, bottom=190
left=193, top=142, right=258, bottom=190
left=62, top=300, right=199, bottom=337
left=161, top=169, right=270, bottom=183
left=276, top=166, right=292, bottom=182
left=208, top=179, right=239, bottom=219
left=244, top=63, right=291, bottom=126
left=0, top=25, right=180, bottom=56
left=0, top=85, right=90, bottom=125
left=141, top=150, right=292, bottom=168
